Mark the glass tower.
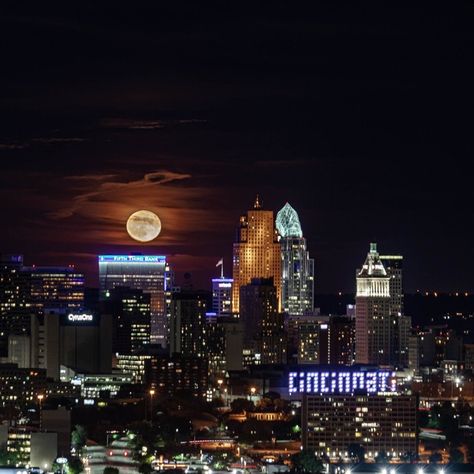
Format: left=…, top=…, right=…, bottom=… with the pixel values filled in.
left=276, top=203, right=314, bottom=315
left=98, top=255, right=171, bottom=347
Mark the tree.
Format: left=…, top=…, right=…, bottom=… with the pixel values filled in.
left=438, top=401, right=461, bottom=446
left=71, top=425, right=87, bottom=452
left=138, top=461, right=154, bottom=474
left=103, top=468, right=119, bottom=474
left=211, top=450, right=237, bottom=470
left=348, top=443, right=365, bottom=463
left=0, top=447, right=21, bottom=466
left=448, top=447, right=464, bottom=463
left=67, top=458, right=84, bottom=474
left=230, top=398, right=255, bottom=413
left=467, top=440, right=474, bottom=463
left=418, top=410, right=429, bottom=428
left=291, top=449, right=323, bottom=473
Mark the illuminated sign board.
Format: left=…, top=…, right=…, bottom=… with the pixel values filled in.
left=98, top=255, right=166, bottom=263
left=288, top=369, right=396, bottom=395
left=218, top=282, right=232, bottom=288
left=68, top=313, right=93, bottom=322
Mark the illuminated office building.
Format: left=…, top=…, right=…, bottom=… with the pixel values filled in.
left=1, top=257, right=85, bottom=349
left=30, top=311, right=112, bottom=380
left=169, top=289, right=209, bottom=358
left=329, top=315, right=355, bottom=366
left=146, top=354, right=208, bottom=398
left=297, top=319, right=328, bottom=364
left=380, top=255, right=403, bottom=316
left=103, top=287, right=151, bottom=354
left=294, top=315, right=354, bottom=365
left=276, top=203, right=314, bottom=315
left=0, top=255, right=31, bottom=343
left=114, top=353, right=151, bottom=384
left=27, top=266, right=84, bottom=313
left=212, top=277, right=233, bottom=315
left=379, top=255, right=411, bottom=367
left=232, top=196, right=281, bottom=312
left=355, top=243, right=392, bottom=365
left=296, top=367, right=418, bottom=461
left=206, top=316, right=244, bottom=379
left=302, top=393, right=417, bottom=460
left=98, top=255, right=172, bottom=346
left=240, top=277, right=286, bottom=365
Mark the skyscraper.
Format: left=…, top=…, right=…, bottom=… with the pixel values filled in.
left=232, top=196, right=281, bottom=312
left=30, top=310, right=112, bottom=380
left=0, top=256, right=85, bottom=349
left=380, top=255, right=403, bottom=316
left=211, top=278, right=233, bottom=316
left=355, top=243, right=392, bottom=365
left=276, top=202, right=314, bottom=315
left=98, top=255, right=171, bottom=346
left=27, top=266, right=84, bottom=314
left=103, top=287, right=151, bottom=354
left=0, top=255, right=30, bottom=344
left=380, top=254, right=411, bottom=368
left=169, top=289, right=209, bottom=358
left=329, top=315, right=355, bottom=365
left=239, top=277, right=286, bottom=365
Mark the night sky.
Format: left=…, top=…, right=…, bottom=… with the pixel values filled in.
left=1, top=3, right=473, bottom=293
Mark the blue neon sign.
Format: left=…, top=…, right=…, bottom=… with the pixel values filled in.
left=98, top=255, right=166, bottom=263
left=288, top=369, right=396, bottom=395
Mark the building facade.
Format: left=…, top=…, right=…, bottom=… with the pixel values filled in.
left=302, top=393, right=418, bottom=460
left=103, top=286, right=151, bottom=354
left=355, top=243, right=392, bottom=365
left=98, top=255, right=171, bottom=346
left=212, top=277, right=233, bottom=315
left=30, top=310, right=112, bottom=380
left=146, top=354, right=209, bottom=398
left=239, top=277, right=286, bottom=365
left=27, top=266, right=84, bottom=314
left=295, top=366, right=417, bottom=461
left=276, top=202, right=314, bottom=315
left=232, top=196, right=281, bottom=313
left=0, top=255, right=31, bottom=349
left=169, top=289, right=209, bottom=358
left=329, top=316, right=355, bottom=365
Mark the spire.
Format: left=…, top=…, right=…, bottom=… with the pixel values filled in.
left=276, top=202, right=303, bottom=238
left=358, top=242, right=387, bottom=277
left=254, top=194, right=262, bottom=209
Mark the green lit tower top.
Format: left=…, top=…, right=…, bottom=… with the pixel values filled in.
left=276, top=202, right=303, bottom=238
left=276, top=203, right=314, bottom=315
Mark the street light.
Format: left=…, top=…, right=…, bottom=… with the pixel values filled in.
left=149, top=389, right=155, bottom=421
left=250, top=386, right=256, bottom=403
left=37, top=394, right=44, bottom=427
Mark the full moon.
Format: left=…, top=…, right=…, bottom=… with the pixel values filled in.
left=126, top=210, right=162, bottom=242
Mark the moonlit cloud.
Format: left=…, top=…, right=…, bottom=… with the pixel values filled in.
left=100, top=118, right=207, bottom=130
left=46, top=169, right=228, bottom=248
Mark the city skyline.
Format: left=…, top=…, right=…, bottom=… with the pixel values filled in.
left=1, top=198, right=472, bottom=295
left=1, top=3, right=474, bottom=469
